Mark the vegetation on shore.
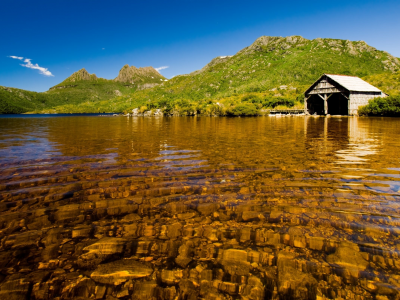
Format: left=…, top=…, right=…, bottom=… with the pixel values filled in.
left=358, top=71, right=400, bottom=116
left=359, top=95, right=400, bottom=116
left=36, top=86, right=304, bottom=116
left=1, top=36, right=399, bottom=115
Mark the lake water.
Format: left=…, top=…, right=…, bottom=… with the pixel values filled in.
left=0, top=115, right=400, bottom=299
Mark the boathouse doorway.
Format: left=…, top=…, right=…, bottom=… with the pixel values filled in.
left=306, top=95, right=324, bottom=115
left=327, top=93, right=348, bottom=115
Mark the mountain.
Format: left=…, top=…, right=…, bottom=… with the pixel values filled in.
left=1, top=36, right=399, bottom=114
left=114, top=65, right=165, bottom=85
left=51, top=68, right=98, bottom=87
left=0, top=65, right=165, bottom=113
left=45, top=35, right=399, bottom=114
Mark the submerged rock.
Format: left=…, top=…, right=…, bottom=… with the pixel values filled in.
left=91, top=260, right=153, bottom=285
left=0, top=279, right=31, bottom=300
left=81, top=237, right=126, bottom=259
left=277, top=251, right=318, bottom=299
left=327, top=241, right=369, bottom=277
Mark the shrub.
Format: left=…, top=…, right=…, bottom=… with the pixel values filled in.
left=262, top=97, right=295, bottom=108
left=241, top=94, right=262, bottom=104
left=228, top=103, right=258, bottom=116
left=358, top=95, right=400, bottom=116
left=296, top=93, right=305, bottom=104
left=202, top=104, right=226, bottom=116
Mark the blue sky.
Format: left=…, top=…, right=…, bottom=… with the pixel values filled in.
left=1, top=0, right=399, bottom=92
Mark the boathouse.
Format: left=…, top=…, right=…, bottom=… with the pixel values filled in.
left=304, top=74, right=387, bottom=116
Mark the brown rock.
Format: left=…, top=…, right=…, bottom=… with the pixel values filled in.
left=197, top=202, right=219, bottom=215
left=157, top=286, right=177, bottom=300
left=222, top=249, right=248, bottom=262
left=72, top=225, right=92, bottom=238
left=41, top=244, right=59, bottom=261
left=161, top=269, right=183, bottom=285
left=277, top=251, right=317, bottom=299
left=175, top=243, right=194, bottom=268
left=0, top=279, right=31, bottom=300
left=240, top=276, right=265, bottom=299
left=123, top=223, right=138, bottom=237
left=167, top=222, right=182, bottom=239
left=221, top=249, right=250, bottom=276
left=121, top=213, right=141, bottom=222
left=242, top=211, right=260, bottom=222
left=131, top=281, right=157, bottom=299
left=94, top=285, right=106, bottom=299
left=326, top=241, right=369, bottom=277
left=91, top=260, right=153, bottom=285
left=81, top=237, right=126, bottom=259
left=309, top=236, right=325, bottom=251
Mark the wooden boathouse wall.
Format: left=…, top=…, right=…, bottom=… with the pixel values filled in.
left=348, top=92, right=383, bottom=115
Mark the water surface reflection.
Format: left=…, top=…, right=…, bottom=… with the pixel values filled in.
left=0, top=116, right=399, bottom=299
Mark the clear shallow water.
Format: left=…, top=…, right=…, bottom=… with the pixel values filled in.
left=0, top=116, right=399, bottom=299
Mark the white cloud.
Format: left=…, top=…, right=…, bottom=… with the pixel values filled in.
left=20, top=59, right=54, bottom=77
left=155, top=66, right=169, bottom=72
left=8, top=56, right=54, bottom=77
left=9, top=56, right=24, bottom=60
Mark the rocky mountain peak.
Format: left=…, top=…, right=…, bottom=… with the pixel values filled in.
left=240, top=35, right=309, bottom=54
left=66, top=68, right=98, bottom=83
left=49, top=68, right=99, bottom=90
left=114, top=65, right=165, bottom=84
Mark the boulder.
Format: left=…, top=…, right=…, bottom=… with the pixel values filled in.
left=161, top=269, right=183, bottom=285
left=175, top=243, right=194, bottom=268
left=277, top=251, right=317, bottom=299
left=91, top=260, right=153, bottom=285
left=81, top=237, right=126, bottom=259
left=327, top=241, right=369, bottom=277
left=222, top=249, right=248, bottom=262
left=241, top=276, right=265, bottom=300
left=221, top=249, right=250, bottom=276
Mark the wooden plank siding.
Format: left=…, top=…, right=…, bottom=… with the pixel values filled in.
left=349, top=92, right=383, bottom=115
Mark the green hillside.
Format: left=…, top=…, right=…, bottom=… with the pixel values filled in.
left=38, top=36, right=399, bottom=115
left=2, top=36, right=399, bottom=115
left=362, top=71, right=400, bottom=96
left=0, top=86, right=47, bottom=114
left=0, top=66, right=165, bottom=114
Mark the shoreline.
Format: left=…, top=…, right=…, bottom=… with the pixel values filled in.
left=0, top=113, right=378, bottom=118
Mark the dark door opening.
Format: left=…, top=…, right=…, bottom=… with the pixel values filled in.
left=327, top=93, right=348, bottom=115
left=307, top=95, right=324, bottom=115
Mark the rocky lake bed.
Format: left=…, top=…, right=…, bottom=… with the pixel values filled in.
left=0, top=116, right=400, bottom=300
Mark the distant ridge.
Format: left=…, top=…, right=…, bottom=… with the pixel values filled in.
left=52, top=68, right=99, bottom=89
left=114, top=65, right=165, bottom=84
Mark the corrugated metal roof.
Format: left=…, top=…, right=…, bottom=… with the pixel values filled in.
left=325, top=74, right=382, bottom=92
